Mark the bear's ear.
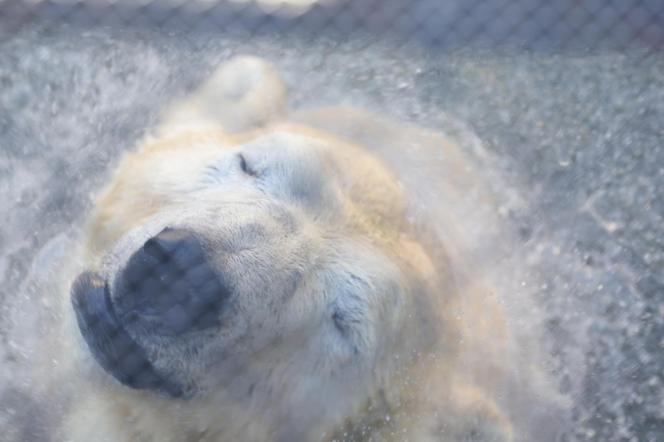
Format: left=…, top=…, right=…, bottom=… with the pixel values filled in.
left=160, top=56, right=287, bottom=134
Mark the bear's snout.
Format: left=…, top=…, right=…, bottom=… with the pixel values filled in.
left=70, top=227, right=231, bottom=397
left=71, top=271, right=185, bottom=397
left=114, top=228, right=230, bottom=337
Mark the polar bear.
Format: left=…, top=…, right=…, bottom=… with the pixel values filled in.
left=57, top=56, right=557, bottom=442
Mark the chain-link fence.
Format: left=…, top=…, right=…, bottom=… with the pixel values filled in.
left=2, top=0, right=664, bottom=50
left=1, top=1, right=663, bottom=442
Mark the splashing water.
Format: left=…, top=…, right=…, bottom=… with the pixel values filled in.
left=1, top=24, right=663, bottom=441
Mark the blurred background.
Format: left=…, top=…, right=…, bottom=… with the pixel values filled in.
left=0, top=1, right=663, bottom=441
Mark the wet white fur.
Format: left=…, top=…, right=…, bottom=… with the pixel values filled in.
left=58, top=56, right=559, bottom=442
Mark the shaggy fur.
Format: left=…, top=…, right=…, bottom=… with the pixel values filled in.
left=62, top=56, right=521, bottom=442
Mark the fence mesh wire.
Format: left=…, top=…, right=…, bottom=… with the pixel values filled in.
left=1, top=1, right=663, bottom=442
left=2, top=0, right=664, bottom=51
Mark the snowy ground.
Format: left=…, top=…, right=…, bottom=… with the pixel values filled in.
left=0, top=18, right=662, bottom=442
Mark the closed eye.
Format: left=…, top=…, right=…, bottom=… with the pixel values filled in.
left=332, top=310, right=348, bottom=337
left=332, top=309, right=362, bottom=338
left=331, top=308, right=361, bottom=355
left=237, top=153, right=257, bottom=177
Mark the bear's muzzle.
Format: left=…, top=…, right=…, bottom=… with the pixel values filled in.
left=71, top=271, right=185, bottom=397
left=71, top=228, right=230, bottom=397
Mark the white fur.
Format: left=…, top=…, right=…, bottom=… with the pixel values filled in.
left=56, top=56, right=563, bottom=442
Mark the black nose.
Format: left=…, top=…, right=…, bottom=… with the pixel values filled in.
left=115, top=228, right=229, bottom=336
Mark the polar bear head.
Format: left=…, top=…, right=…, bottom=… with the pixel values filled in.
left=70, top=123, right=446, bottom=436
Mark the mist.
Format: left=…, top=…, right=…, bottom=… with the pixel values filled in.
left=0, top=21, right=662, bottom=441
